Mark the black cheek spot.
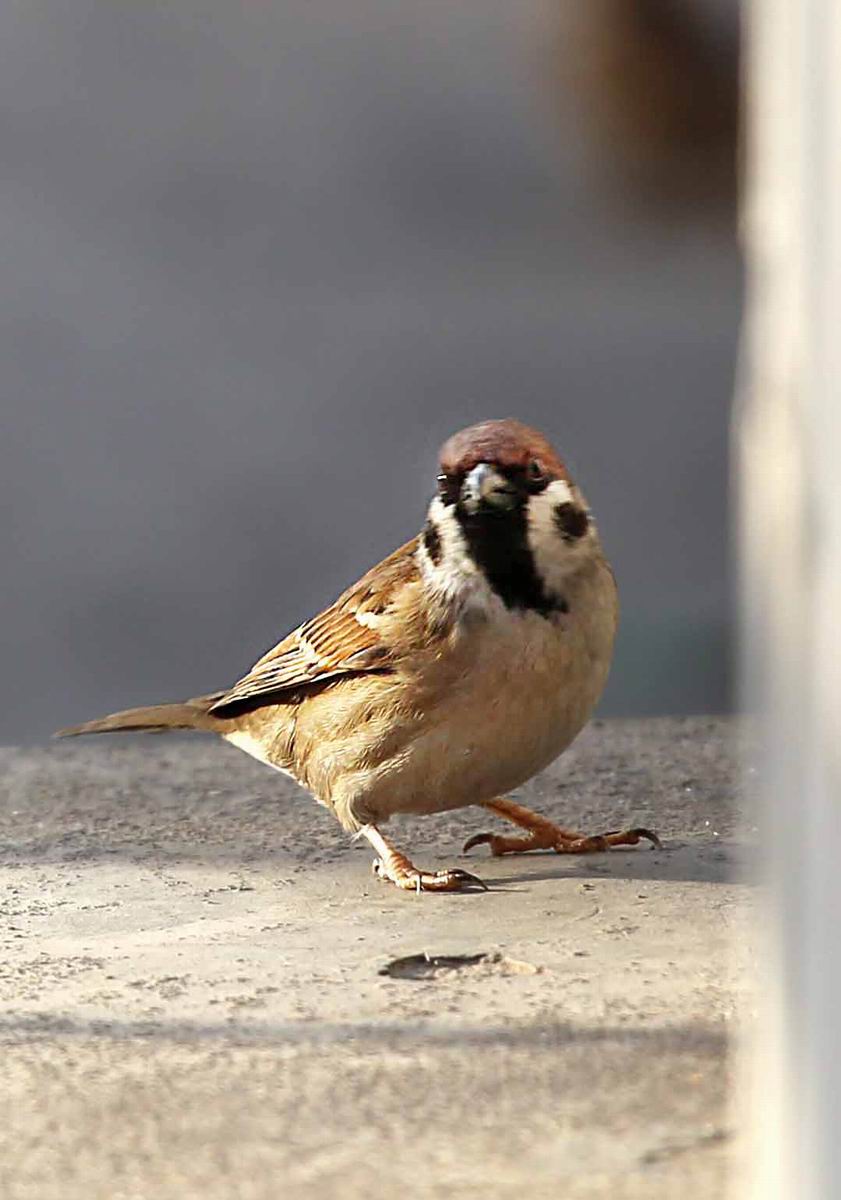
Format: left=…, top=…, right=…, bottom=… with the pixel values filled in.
left=554, top=503, right=589, bottom=542
left=423, top=520, right=442, bottom=565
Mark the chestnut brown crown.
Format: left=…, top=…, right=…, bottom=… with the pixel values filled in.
left=438, top=420, right=569, bottom=482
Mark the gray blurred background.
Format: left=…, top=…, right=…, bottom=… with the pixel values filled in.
left=2, top=1, right=741, bottom=744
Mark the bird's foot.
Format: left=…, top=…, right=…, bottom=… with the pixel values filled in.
left=359, top=823, right=487, bottom=893
left=463, top=826, right=660, bottom=857
left=463, top=798, right=660, bottom=857
left=372, top=855, right=487, bottom=893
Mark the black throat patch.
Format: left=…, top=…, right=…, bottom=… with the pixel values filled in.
left=454, top=503, right=567, bottom=617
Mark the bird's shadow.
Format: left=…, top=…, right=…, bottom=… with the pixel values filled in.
left=463, top=840, right=750, bottom=889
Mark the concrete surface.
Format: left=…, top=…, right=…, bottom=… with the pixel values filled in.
left=0, top=717, right=752, bottom=1199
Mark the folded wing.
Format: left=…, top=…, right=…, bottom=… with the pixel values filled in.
left=209, top=538, right=418, bottom=714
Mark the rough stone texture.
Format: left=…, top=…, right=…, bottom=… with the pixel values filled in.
left=0, top=717, right=751, bottom=1199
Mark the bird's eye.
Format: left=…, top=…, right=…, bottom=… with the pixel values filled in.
left=437, top=473, right=461, bottom=506
left=526, top=460, right=546, bottom=487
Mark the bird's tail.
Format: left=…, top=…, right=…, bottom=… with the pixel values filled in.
left=55, top=693, right=228, bottom=738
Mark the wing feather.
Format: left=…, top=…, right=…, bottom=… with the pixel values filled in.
left=210, top=538, right=418, bottom=714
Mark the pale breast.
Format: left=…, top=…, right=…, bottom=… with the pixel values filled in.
left=324, top=557, right=618, bottom=828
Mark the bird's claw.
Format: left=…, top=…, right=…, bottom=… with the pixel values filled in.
left=616, top=827, right=662, bottom=849
left=463, top=832, right=494, bottom=854
left=372, top=858, right=488, bottom=893
left=446, top=868, right=488, bottom=891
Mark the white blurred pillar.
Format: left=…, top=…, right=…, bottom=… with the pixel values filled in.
left=738, top=0, right=841, bottom=1196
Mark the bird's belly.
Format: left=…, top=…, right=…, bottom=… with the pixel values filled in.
left=375, top=690, right=588, bottom=819
left=353, top=610, right=614, bottom=823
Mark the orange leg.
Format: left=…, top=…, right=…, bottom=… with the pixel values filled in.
left=361, top=824, right=487, bottom=893
left=463, top=797, right=660, bottom=857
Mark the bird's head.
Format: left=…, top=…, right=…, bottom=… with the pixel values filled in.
left=422, top=419, right=600, bottom=614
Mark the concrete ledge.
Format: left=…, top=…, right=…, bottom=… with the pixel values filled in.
left=0, top=717, right=750, bottom=1199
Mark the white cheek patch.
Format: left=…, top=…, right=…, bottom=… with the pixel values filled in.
left=545, top=478, right=574, bottom=508
left=527, top=480, right=594, bottom=596
left=526, top=480, right=574, bottom=549
left=418, top=497, right=499, bottom=615
left=425, top=498, right=475, bottom=572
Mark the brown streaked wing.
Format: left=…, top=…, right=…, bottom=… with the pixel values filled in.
left=209, top=538, right=419, bottom=713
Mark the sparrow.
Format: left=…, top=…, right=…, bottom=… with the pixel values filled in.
left=58, top=419, right=658, bottom=892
